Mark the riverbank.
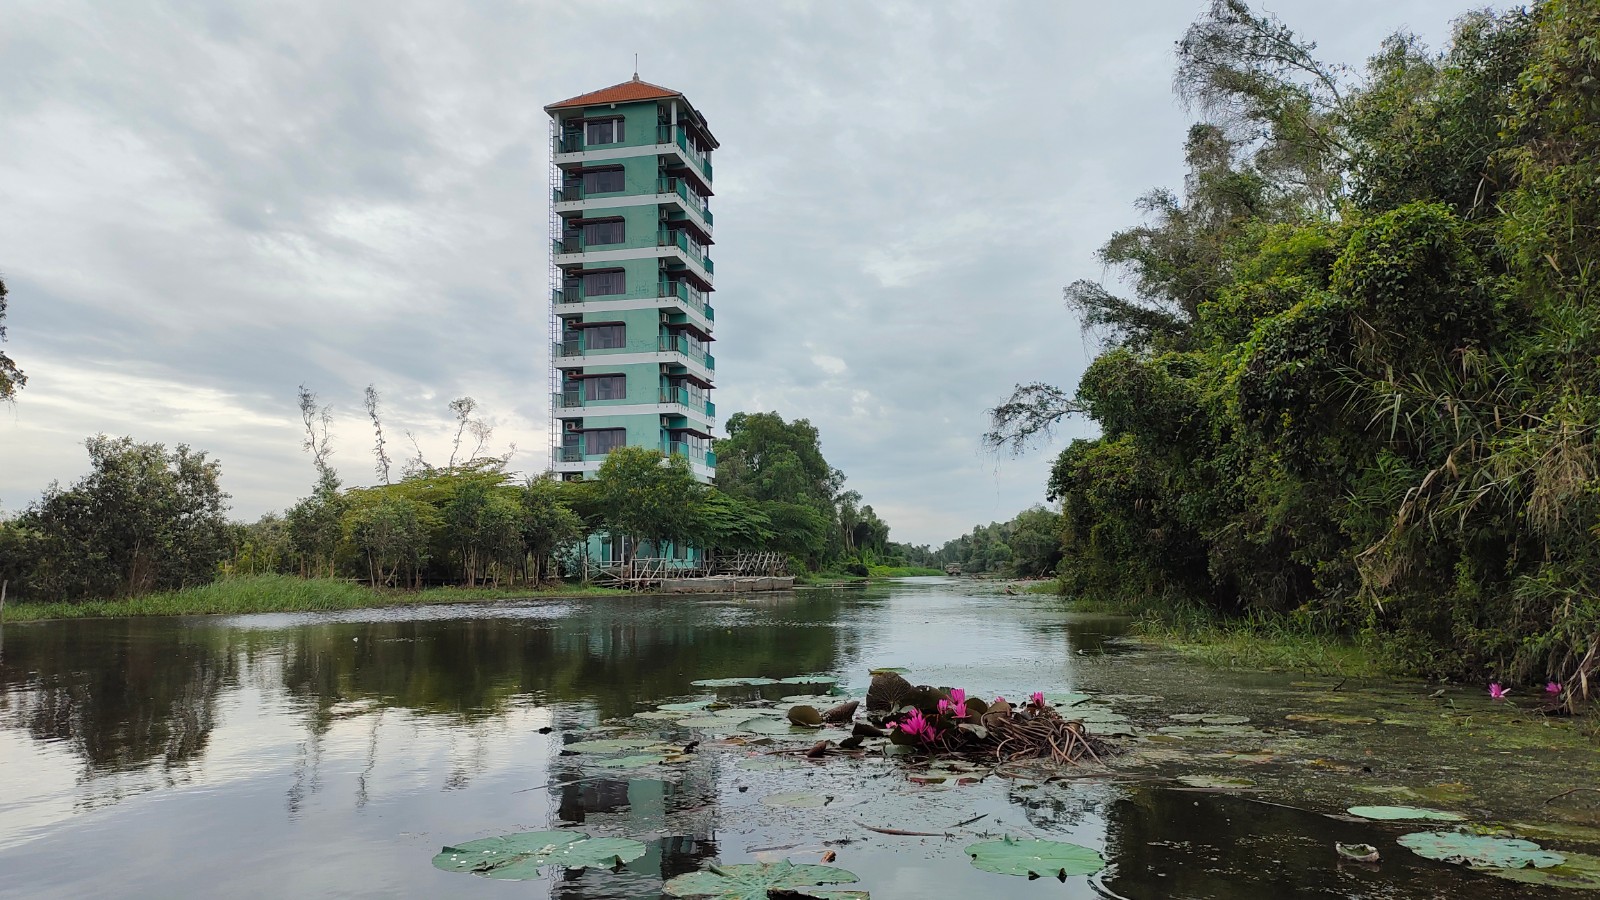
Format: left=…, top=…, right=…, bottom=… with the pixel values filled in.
left=0, top=574, right=625, bottom=622
left=1016, top=581, right=1405, bottom=677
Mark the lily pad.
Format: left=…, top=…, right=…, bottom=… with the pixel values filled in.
left=1348, top=806, right=1464, bottom=822
left=780, top=675, right=840, bottom=685
left=677, top=716, right=736, bottom=728
left=1285, top=713, right=1377, bottom=725
left=739, top=718, right=821, bottom=737
left=964, top=836, right=1106, bottom=878
left=1397, top=831, right=1566, bottom=869
left=782, top=694, right=838, bottom=705
left=636, top=710, right=689, bottom=720
left=1336, top=843, right=1380, bottom=863
left=590, top=754, right=668, bottom=769
left=1157, top=725, right=1271, bottom=739
left=691, top=677, right=778, bottom=687
left=432, top=830, right=646, bottom=879
left=657, top=700, right=715, bottom=712
left=562, top=738, right=662, bottom=754
left=1176, top=775, right=1255, bottom=789
left=662, top=861, right=861, bottom=899
left=1170, top=713, right=1251, bottom=725
left=1481, top=852, right=1600, bottom=890
left=788, top=705, right=824, bottom=726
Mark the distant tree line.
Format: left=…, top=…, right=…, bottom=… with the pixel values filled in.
left=933, top=507, right=1064, bottom=578
left=0, top=394, right=911, bottom=602
left=987, top=0, right=1600, bottom=684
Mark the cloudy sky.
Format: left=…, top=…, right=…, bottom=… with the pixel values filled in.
left=1, top=0, right=1473, bottom=546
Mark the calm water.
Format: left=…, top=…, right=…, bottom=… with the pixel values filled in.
left=1, top=579, right=1595, bottom=898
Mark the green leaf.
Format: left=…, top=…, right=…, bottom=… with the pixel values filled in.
left=678, top=716, right=738, bottom=728
left=965, top=837, right=1106, bottom=878
left=590, top=754, right=668, bottom=769
left=1480, top=852, right=1600, bottom=889
left=562, top=738, right=661, bottom=754
left=662, top=861, right=861, bottom=898
left=432, top=831, right=646, bottom=879
left=1397, top=831, right=1566, bottom=868
left=760, top=790, right=833, bottom=808
left=658, top=700, right=715, bottom=712
left=780, top=675, right=839, bottom=685
left=1348, top=806, right=1464, bottom=822
left=690, top=677, right=778, bottom=687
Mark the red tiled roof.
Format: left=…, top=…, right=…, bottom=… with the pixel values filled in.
left=545, top=76, right=681, bottom=112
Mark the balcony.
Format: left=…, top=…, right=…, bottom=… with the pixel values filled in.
left=665, top=441, right=716, bottom=467
left=659, top=280, right=714, bottom=322
left=659, top=386, right=714, bottom=417
left=657, top=176, right=713, bottom=227
left=659, top=333, right=712, bottom=367
left=658, top=228, right=713, bottom=276
left=659, top=125, right=713, bottom=181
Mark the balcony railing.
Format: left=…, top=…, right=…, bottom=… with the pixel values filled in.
left=558, top=446, right=583, bottom=463
left=665, top=441, right=716, bottom=466
left=657, top=176, right=713, bottom=226
left=659, top=386, right=714, bottom=416
left=659, top=334, right=710, bottom=366
left=659, top=280, right=713, bottom=320
left=656, top=125, right=713, bottom=181
left=556, top=133, right=584, bottom=154
left=658, top=229, right=713, bottom=274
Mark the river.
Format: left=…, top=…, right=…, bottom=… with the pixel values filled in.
left=1, top=578, right=1597, bottom=897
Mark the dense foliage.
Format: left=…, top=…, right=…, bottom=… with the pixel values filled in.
left=934, top=507, right=1064, bottom=578
left=990, top=0, right=1600, bottom=684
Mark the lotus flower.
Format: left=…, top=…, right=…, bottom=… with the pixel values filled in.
left=1489, top=683, right=1509, bottom=700
left=1546, top=682, right=1563, bottom=695
left=901, top=708, right=937, bottom=742
left=993, top=696, right=1007, bottom=705
left=948, top=688, right=968, bottom=718
left=1030, top=691, right=1045, bottom=707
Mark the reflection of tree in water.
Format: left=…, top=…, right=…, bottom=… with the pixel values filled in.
left=0, top=620, right=236, bottom=782
left=0, top=593, right=847, bottom=813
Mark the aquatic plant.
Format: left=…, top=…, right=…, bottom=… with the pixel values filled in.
left=1546, top=682, right=1562, bottom=694
left=1489, top=683, right=1509, bottom=700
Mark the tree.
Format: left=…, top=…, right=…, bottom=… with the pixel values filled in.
left=594, top=446, right=702, bottom=561
left=343, top=493, right=431, bottom=587
left=365, top=384, right=392, bottom=485
left=0, top=274, right=23, bottom=400
left=519, top=475, right=585, bottom=582
left=8, top=436, right=230, bottom=601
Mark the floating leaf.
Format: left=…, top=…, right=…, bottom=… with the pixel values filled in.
left=781, top=694, right=837, bottom=705
left=869, top=666, right=909, bottom=675
left=1170, top=713, right=1250, bottom=725
left=1348, top=806, right=1464, bottom=822
left=662, top=861, right=861, bottom=899
left=432, top=830, right=646, bottom=879
left=1336, top=843, right=1380, bottom=863
left=965, top=837, right=1106, bottom=878
left=636, top=710, right=688, bottom=720
left=1481, top=852, right=1600, bottom=890
left=822, top=700, right=859, bottom=723
left=1285, top=713, right=1377, bottom=725
left=678, top=716, right=736, bottom=728
left=781, top=675, right=839, bottom=685
left=788, top=705, right=824, bottom=726
left=1045, top=692, right=1096, bottom=707
left=690, top=677, right=779, bottom=687
left=1176, top=775, right=1255, bottom=789
left=958, top=723, right=989, bottom=740
left=866, top=671, right=913, bottom=711
left=740, top=718, right=817, bottom=736
left=1157, top=725, right=1271, bottom=739
left=563, top=738, right=661, bottom=754
left=760, top=791, right=831, bottom=809
left=590, top=754, right=667, bottom=769
left=657, top=701, right=714, bottom=712
left=1397, top=831, right=1565, bottom=869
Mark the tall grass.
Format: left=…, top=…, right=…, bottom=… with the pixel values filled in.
left=866, top=566, right=946, bottom=578
left=1, top=575, right=621, bottom=622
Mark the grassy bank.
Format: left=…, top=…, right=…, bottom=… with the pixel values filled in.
left=866, top=565, right=945, bottom=578
left=1048, top=588, right=1403, bottom=677
left=0, top=574, right=624, bottom=622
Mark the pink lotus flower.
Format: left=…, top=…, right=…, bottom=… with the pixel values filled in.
left=948, top=688, right=968, bottom=718
left=1546, top=682, right=1563, bottom=695
left=993, top=696, right=1007, bottom=705
left=901, top=708, right=937, bottom=743
left=1489, top=683, right=1509, bottom=700
left=1030, top=691, right=1045, bottom=707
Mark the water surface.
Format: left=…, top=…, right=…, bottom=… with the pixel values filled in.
left=2, top=578, right=1596, bottom=898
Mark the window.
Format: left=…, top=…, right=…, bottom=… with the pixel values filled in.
left=584, top=375, right=626, bottom=401
left=582, top=168, right=625, bottom=193
left=583, top=219, right=624, bottom=245
left=586, top=118, right=624, bottom=145
left=587, top=324, right=625, bottom=350
left=583, top=270, right=625, bottom=296
left=585, top=428, right=627, bottom=455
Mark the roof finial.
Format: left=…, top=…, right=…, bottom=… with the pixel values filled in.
left=632, top=54, right=639, bottom=81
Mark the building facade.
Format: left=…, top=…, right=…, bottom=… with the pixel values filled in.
left=545, top=77, right=718, bottom=488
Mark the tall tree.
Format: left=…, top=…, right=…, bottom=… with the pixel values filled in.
left=0, top=274, right=25, bottom=400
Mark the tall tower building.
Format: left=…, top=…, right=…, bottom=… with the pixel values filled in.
left=546, top=77, right=718, bottom=489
